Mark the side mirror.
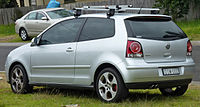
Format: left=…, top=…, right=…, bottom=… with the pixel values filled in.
left=31, top=37, right=40, bottom=46
left=41, top=17, right=48, bottom=20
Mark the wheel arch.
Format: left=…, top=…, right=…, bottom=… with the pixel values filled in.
left=19, top=27, right=26, bottom=33
left=93, top=63, right=125, bottom=87
left=8, top=61, right=28, bottom=83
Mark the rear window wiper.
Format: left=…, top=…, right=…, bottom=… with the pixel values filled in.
left=163, top=31, right=185, bottom=38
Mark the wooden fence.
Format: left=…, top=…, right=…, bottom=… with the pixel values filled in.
left=0, top=0, right=199, bottom=25
left=0, top=6, right=46, bottom=25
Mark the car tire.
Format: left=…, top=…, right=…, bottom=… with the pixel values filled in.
left=159, top=85, right=188, bottom=96
left=19, top=28, right=29, bottom=41
left=10, top=64, right=33, bottom=94
left=95, top=67, right=128, bottom=102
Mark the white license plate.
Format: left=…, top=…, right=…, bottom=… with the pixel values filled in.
left=162, top=68, right=180, bottom=76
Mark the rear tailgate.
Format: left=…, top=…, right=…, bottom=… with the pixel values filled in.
left=125, top=16, right=188, bottom=63
left=138, top=38, right=187, bottom=63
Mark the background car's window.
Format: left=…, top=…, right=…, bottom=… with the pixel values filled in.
left=79, top=18, right=115, bottom=41
left=40, top=19, right=84, bottom=45
left=47, top=9, right=73, bottom=19
left=25, top=12, right=37, bottom=20
left=37, top=13, right=45, bottom=20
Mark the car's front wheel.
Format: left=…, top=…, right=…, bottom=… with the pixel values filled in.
left=159, top=85, right=188, bottom=96
left=10, top=64, right=33, bottom=94
left=95, top=67, right=128, bottom=102
left=19, top=28, right=29, bottom=41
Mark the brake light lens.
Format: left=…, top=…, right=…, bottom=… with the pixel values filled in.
left=126, top=41, right=143, bottom=58
left=187, top=40, right=192, bottom=56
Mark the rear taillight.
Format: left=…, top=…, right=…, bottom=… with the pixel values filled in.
left=187, top=40, right=192, bottom=56
left=126, top=41, right=143, bottom=58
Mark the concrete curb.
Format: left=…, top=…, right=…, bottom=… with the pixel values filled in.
left=191, top=41, right=200, bottom=46
left=191, top=81, right=200, bottom=86
left=0, top=43, right=27, bottom=46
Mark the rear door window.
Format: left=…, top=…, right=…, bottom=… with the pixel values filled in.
left=125, top=16, right=187, bottom=41
left=47, top=9, right=73, bottom=19
left=79, top=18, right=115, bottom=41
left=25, top=12, right=37, bottom=20
left=37, top=12, right=46, bottom=20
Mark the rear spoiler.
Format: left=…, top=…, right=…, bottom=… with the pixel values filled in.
left=125, top=16, right=172, bottom=21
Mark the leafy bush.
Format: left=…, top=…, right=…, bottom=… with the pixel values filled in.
left=154, top=0, right=200, bottom=20
left=154, top=0, right=190, bottom=20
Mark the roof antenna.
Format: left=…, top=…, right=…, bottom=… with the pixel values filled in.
left=138, top=0, right=145, bottom=14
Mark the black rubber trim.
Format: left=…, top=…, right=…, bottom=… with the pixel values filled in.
left=126, top=79, right=192, bottom=89
left=30, top=83, right=94, bottom=90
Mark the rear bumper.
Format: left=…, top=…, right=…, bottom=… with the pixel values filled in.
left=15, top=25, right=19, bottom=34
left=117, top=58, right=195, bottom=86
left=126, top=79, right=192, bottom=89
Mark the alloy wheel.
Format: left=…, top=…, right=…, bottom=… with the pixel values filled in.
left=98, top=72, right=118, bottom=101
left=11, top=67, right=24, bottom=93
left=20, top=30, right=27, bottom=40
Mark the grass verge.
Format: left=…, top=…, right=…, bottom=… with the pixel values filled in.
left=0, top=72, right=200, bottom=107
left=177, top=19, right=200, bottom=41
left=0, top=24, right=15, bottom=36
left=0, top=24, right=30, bottom=43
left=0, top=34, right=27, bottom=43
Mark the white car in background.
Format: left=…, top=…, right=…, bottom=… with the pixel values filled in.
left=15, top=8, right=73, bottom=41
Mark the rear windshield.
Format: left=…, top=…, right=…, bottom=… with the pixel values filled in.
left=47, top=9, right=73, bottom=19
left=125, top=17, right=187, bottom=41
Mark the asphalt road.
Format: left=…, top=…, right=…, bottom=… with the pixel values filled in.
left=0, top=45, right=199, bottom=81
left=0, top=46, right=18, bottom=71
left=192, top=46, right=200, bottom=81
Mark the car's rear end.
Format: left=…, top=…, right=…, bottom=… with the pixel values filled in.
left=15, top=19, right=21, bottom=34
left=121, top=15, right=195, bottom=90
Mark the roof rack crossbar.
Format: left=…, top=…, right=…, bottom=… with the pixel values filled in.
left=73, top=5, right=160, bottom=17
left=81, top=5, right=160, bottom=11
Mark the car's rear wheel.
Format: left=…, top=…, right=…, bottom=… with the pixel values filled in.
left=19, top=28, right=29, bottom=41
left=159, top=85, right=188, bottom=96
left=95, top=67, right=128, bottom=102
left=10, top=64, right=33, bottom=94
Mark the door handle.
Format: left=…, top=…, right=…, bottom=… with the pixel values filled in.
left=66, top=47, right=74, bottom=52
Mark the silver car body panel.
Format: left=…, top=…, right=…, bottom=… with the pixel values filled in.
left=30, top=43, right=76, bottom=84
left=7, top=13, right=194, bottom=87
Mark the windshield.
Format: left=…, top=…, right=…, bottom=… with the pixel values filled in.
left=47, top=9, right=73, bottom=19
left=125, top=17, right=187, bottom=41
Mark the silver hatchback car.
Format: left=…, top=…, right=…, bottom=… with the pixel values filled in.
left=6, top=6, right=194, bottom=102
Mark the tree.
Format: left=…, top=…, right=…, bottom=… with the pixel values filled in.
left=154, top=0, right=190, bottom=20
left=0, top=0, right=8, bottom=8
left=0, top=0, right=18, bottom=8
left=192, top=0, right=200, bottom=7
left=7, top=0, right=18, bottom=8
